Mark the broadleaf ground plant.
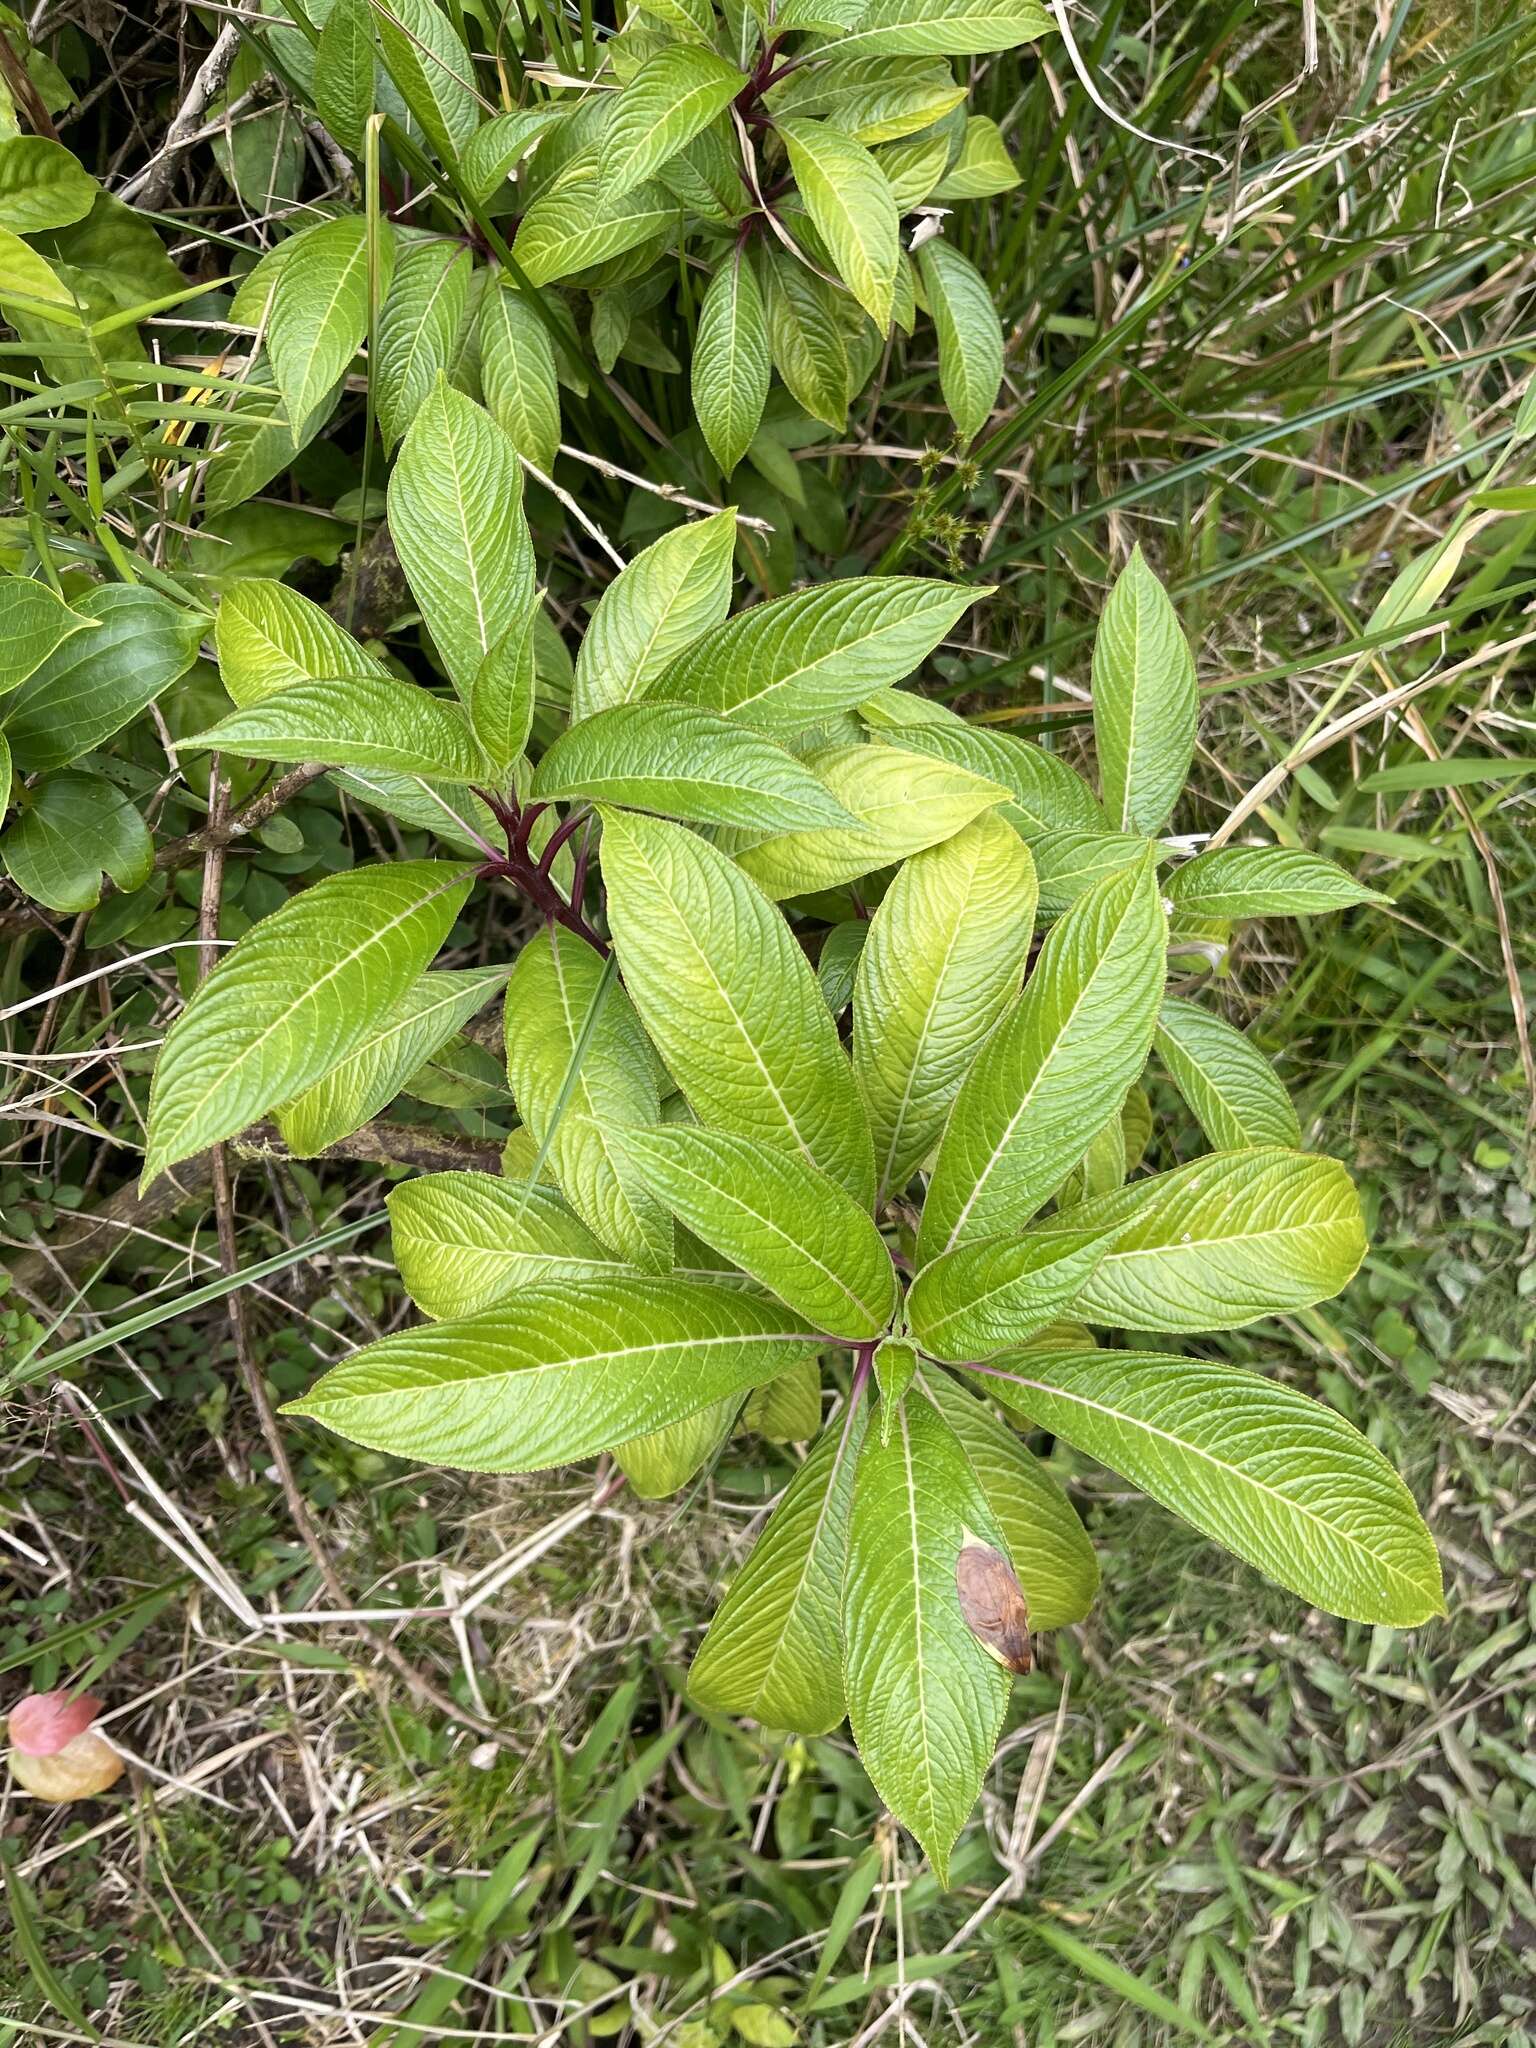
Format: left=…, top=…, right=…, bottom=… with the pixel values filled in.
left=0, top=0, right=1469, bottom=1898
left=129, top=452, right=1443, bottom=1880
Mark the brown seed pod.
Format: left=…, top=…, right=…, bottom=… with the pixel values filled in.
left=955, top=1536, right=1032, bottom=1675
left=7, top=1689, right=126, bottom=1805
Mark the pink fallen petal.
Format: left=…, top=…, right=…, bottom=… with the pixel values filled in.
left=7, top=1689, right=103, bottom=1757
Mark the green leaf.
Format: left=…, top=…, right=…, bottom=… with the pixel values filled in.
left=1027, top=1147, right=1367, bottom=1332
left=624, top=1125, right=897, bottom=1338
left=765, top=56, right=965, bottom=145
left=533, top=701, right=855, bottom=832
left=572, top=510, right=736, bottom=721
left=1091, top=546, right=1197, bottom=836
left=504, top=927, right=674, bottom=1271
left=285, top=1276, right=817, bottom=1472
left=916, top=239, right=1002, bottom=446
left=908, top=1224, right=1110, bottom=1362
left=468, top=602, right=538, bottom=777
left=313, top=0, right=376, bottom=152
left=918, top=849, right=1166, bottom=1261
left=617, top=1395, right=742, bottom=1498
left=656, top=575, right=979, bottom=735
left=513, top=175, right=677, bottom=286
left=143, top=860, right=472, bottom=1187
left=976, top=1351, right=1445, bottom=1625
left=374, top=0, right=482, bottom=162
left=632, top=0, right=715, bottom=40
left=3, top=585, right=203, bottom=772
left=874, top=1333, right=916, bottom=1443
left=851, top=812, right=1033, bottom=1201
left=733, top=742, right=1009, bottom=898
left=275, top=967, right=506, bottom=1156
left=1154, top=996, right=1300, bottom=1151
left=860, top=693, right=1102, bottom=838
left=600, top=808, right=876, bottom=1204
left=389, top=1171, right=626, bottom=1319
left=924, top=1370, right=1098, bottom=1629
left=875, top=135, right=948, bottom=211
left=0, top=731, right=10, bottom=822
left=843, top=1391, right=1013, bottom=1882
left=185, top=673, right=489, bottom=779
left=460, top=107, right=567, bottom=204
left=743, top=1355, right=823, bottom=1441
left=0, top=221, right=77, bottom=327
left=267, top=215, right=389, bottom=441
left=1, top=769, right=150, bottom=913
left=0, top=575, right=97, bottom=694
left=690, top=1407, right=865, bottom=1732
left=0, top=136, right=96, bottom=234
left=1164, top=845, right=1382, bottom=919
left=214, top=577, right=386, bottom=707
left=1031, top=825, right=1152, bottom=917
left=932, top=116, right=1019, bottom=198
left=374, top=239, right=471, bottom=452
left=602, top=46, right=746, bottom=194
left=830, top=0, right=1054, bottom=57
left=776, top=118, right=898, bottom=329
left=388, top=380, right=535, bottom=698
left=479, top=281, right=562, bottom=470
left=817, top=920, right=867, bottom=1018
left=693, top=250, right=771, bottom=476
left=761, top=246, right=849, bottom=429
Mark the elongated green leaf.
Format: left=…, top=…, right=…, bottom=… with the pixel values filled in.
left=479, top=281, right=561, bottom=470
left=1092, top=546, right=1197, bottom=836
left=933, top=116, right=1019, bottom=198
left=533, top=702, right=854, bottom=832
left=766, top=56, right=964, bottom=144
left=1154, top=996, right=1300, bottom=1151
left=853, top=811, right=1034, bottom=1200
left=844, top=1392, right=1013, bottom=1882
left=918, top=850, right=1165, bottom=1260
left=916, top=239, right=1002, bottom=447
left=513, top=175, right=677, bottom=286
left=760, top=246, right=849, bottom=429
left=460, top=107, right=567, bottom=204
left=505, top=927, right=673, bottom=1271
left=744, top=1355, right=823, bottom=1441
left=468, top=603, right=538, bottom=778
left=1164, top=844, right=1381, bottom=919
left=602, top=46, right=745, bottom=195
left=924, top=1370, right=1098, bottom=1628
left=624, top=1126, right=896, bottom=1338
left=186, top=673, right=488, bottom=779
left=1031, top=825, right=1152, bottom=916
left=908, top=1225, right=1110, bottom=1362
left=143, top=861, right=472, bottom=1187
left=388, top=381, right=535, bottom=698
left=860, top=693, right=1102, bottom=839
left=285, top=1275, right=817, bottom=1472
left=818, top=920, right=867, bottom=1018
left=375, top=239, right=470, bottom=452
left=572, top=510, right=736, bottom=721
left=374, top=0, right=481, bottom=161
left=693, top=250, right=770, bottom=476
left=0, top=576, right=97, bottom=695
left=656, top=576, right=979, bottom=735
left=618, top=1395, right=742, bottom=1498
left=1, top=769, right=150, bottom=914
left=600, top=808, right=875, bottom=1203
left=690, top=1408, right=865, bottom=1732
left=0, top=136, right=96, bottom=234
left=389, top=1171, right=625, bottom=1319
left=977, top=1351, right=1444, bottom=1625
left=777, top=118, right=898, bottom=329
left=276, top=966, right=506, bottom=1156
left=874, top=1335, right=917, bottom=1444
left=313, top=0, right=376, bottom=151
left=267, top=215, right=388, bottom=440
left=733, top=742, right=1008, bottom=898
left=830, top=0, right=1053, bottom=57
left=4, top=585, right=203, bottom=771
left=214, top=577, right=386, bottom=706
left=633, top=0, right=714, bottom=40
left=1028, top=1147, right=1367, bottom=1332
